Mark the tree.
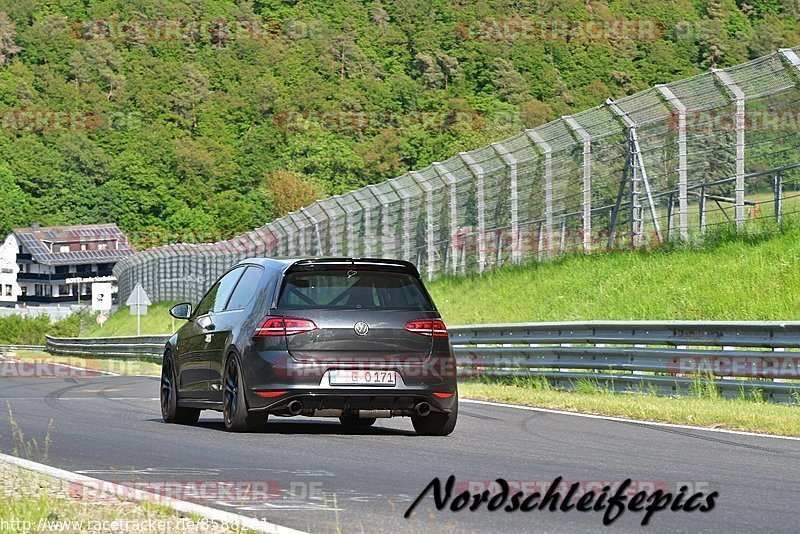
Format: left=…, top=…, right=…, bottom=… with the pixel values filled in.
left=494, top=58, right=530, bottom=105
left=0, top=11, right=21, bottom=67
left=171, top=64, right=210, bottom=130
left=414, top=53, right=443, bottom=88
left=264, top=170, right=326, bottom=218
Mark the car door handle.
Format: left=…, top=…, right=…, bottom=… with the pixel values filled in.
left=197, top=314, right=215, bottom=331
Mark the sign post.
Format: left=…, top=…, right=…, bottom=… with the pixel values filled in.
left=125, top=284, right=152, bottom=336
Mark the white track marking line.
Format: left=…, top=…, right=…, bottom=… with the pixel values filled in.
left=0, top=453, right=307, bottom=534
left=461, top=398, right=800, bottom=442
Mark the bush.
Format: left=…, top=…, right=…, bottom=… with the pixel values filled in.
left=0, top=314, right=80, bottom=345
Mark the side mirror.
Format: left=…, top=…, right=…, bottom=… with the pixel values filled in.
left=169, top=303, right=192, bottom=320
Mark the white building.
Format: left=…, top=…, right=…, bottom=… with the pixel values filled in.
left=0, top=223, right=135, bottom=309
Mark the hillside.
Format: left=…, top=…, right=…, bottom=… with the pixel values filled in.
left=1, top=0, right=800, bottom=242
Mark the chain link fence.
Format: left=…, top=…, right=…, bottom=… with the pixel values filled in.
left=115, top=47, right=800, bottom=305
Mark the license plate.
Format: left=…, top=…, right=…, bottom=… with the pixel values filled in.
left=329, top=370, right=396, bottom=386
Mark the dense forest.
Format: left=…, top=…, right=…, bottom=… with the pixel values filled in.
left=0, top=0, right=798, bottom=246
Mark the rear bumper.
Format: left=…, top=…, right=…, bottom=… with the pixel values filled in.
left=247, top=388, right=457, bottom=415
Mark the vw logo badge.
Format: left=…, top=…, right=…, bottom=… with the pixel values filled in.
left=354, top=321, right=369, bottom=336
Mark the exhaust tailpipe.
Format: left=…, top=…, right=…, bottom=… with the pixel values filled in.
left=287, top=400, right=303, bottom=415
left=415, top=402, right=431, bottom=417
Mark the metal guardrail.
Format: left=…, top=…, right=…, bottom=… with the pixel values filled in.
left=449, top=321, right=800, bottom=404
left=44, top=321, right=800, bottom=404
left=45, top=335, right=170, bottom=359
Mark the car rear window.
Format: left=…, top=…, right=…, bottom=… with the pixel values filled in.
left=277, top=270, right=434, bottom=311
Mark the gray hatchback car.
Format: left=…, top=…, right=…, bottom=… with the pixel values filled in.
left=161, top=258, right=458, bottom=435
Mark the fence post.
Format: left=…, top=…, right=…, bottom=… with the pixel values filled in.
left=433, top=162, right=460, bottom=275
left=700, top=186, right=707, bottom=236
left=491, top=142, right=521, bottom=264
left=351, top=189, right=373, bottom=257
left=656, top=85, right=689, bottom=241
left=774, top=174, right=783, bottom=229
left=410, top=171, right=436, bottom=280
left=563, top=115, right=593, bottom=253
left=712, top=69, right=746, bottom=231
left=526, top=130, right=554, bottom=256
left=298, top=208, right=320, bottom=256
left=608, top=98, right=663, bottom=247
left=459, top=153, right=486, bottom=273
left=327, top=195, right=350, bottom=257
left=387, top=180, right=412, bottom=262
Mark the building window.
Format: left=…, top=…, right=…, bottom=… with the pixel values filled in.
left=20, top=286, right=27, bottom=296
left=58, top=284, right=71, bottom=296
left=80, top=244, right=88, bottom=251
left=97, top=243, right=108, bottom=250
left=55, top=265, right=69, bottom=274
left=4, top=285, right=11, bottom=296
left=76, top=264, right=90, bottom=273
left=35, top=284, right=43, bottom=297
left=59, top=245, right=70, bottom=253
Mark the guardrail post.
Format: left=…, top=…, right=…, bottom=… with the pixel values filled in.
left=526, top=130, right=554, bottom=256
left=459, top=153, right=487, bottom=273
left=656, top=85, right=689, bottom=241
left=563, top=116, right=593, bottom=253
left=712, top=69, right=746, bottom=231
left=491, top=142, right=521, bottom=264
left=433, top=162, right=460, bottom=275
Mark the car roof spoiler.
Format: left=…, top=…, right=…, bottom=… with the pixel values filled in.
left=284, top=258, right=421, bottom=278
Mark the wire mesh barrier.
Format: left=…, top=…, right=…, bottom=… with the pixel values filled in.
left=45, top=321, right=800, bottom=403
left=114, top=47, right=800, bottom=305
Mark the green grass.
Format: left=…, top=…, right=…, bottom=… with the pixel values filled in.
left=80, top=301, right=179, bottom=337
left=460, top=381, right=800, bottom=436
left=429, top=224, right=800, bottom=324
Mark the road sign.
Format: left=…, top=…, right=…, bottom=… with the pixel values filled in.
left=91, top=282, right=112, bottom=311
left=96, top=312, right=109, bottom=326
left=126, top=283, right=152, bottom=336
left=125, top=284, right=152, bottom=307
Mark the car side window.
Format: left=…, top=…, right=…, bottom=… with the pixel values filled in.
left=194, top=267, right=244, bottom=316
left=212, top=267, right=245, bottom=312
left=195, top=282, right=220, bottom=317
left=225, top=266, right=264, bottom=311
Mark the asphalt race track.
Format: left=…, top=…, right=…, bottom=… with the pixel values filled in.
left=1, top=373, right=798, bottom=533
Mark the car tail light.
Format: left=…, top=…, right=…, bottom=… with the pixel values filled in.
left=433, top=392, right=454, bottom=399
left=405, top=319, right=448, bottom=338
left=254, top=390, right=288, bottom=398
left=254, top=317, right=317, bottom=337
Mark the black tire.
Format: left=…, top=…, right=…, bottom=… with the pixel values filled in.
left=339, top=415, right=377, bottom=429
left=161, top=353, right=201, bottom=425
left=223, top=356, right=268, bottom=432
left=411, top=395, right=458, bottom=436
